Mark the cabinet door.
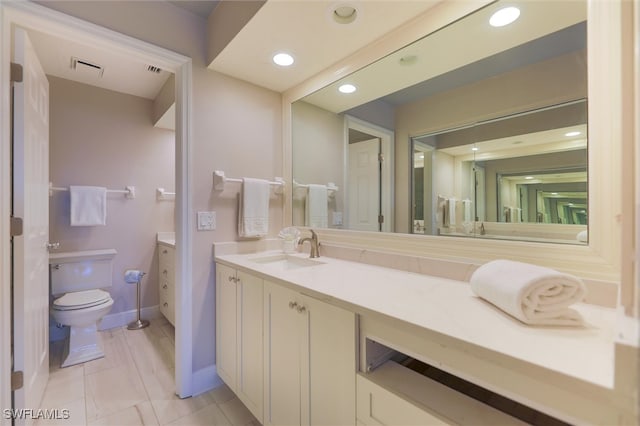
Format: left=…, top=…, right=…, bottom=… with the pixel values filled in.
left=236, top=270, right=264, bottom=422
left=216, top=263, right=237, bottom=391
left=303, top=295, right=356, bottom=426
left=263, top=281, right=302, bottom=426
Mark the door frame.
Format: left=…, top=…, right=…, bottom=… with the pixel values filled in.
left=0, top=1, right=195, bottom=411
left=344, top=115, right=394, bottom=232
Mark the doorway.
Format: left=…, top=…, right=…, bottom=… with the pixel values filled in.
left=0, top=1, right=194, bottom=413
left=344, top=116, right=394, bottom=232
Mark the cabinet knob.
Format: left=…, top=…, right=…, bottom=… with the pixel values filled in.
left=163, top=302, right=169, bottom=307
left=296, top=305, right=306, bottom=314
left=288, top=301, right=298, bottom=310
left=163, top=249, right=168, bottom=254
left=163, top=269, right=168, bottom=275
left=163, top=284, right=168, bottom=289
left=228, top=276, right=234, bottom=282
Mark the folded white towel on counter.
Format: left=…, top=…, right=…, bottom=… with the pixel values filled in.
left=238, top=178, right=270, bottom=238
left=470, top=259, right=587, bottom=326
left=70, top=185, right=107, bottom=226
left=305, top=184, right=328, bottom=228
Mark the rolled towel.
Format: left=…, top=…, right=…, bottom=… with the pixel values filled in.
left=470, top=260, right=587, bottom=326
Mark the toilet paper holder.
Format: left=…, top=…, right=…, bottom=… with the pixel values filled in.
left=125, top=269, right=149, bottom=330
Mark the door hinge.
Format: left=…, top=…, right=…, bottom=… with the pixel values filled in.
left=378, top=215, right=384, bottom=224
left=10, top=217, right=23, bottom=237
left=11, top=371, right=24, bottom=391
left=10, top=63, right=23, bottom=83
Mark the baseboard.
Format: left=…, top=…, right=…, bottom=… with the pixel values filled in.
left=99, top=305, right=162, bottom=331
left=192, top=365, right=224, bottom=396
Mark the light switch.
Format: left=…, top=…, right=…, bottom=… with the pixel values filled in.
left=197, top=211, right=216, bottom=231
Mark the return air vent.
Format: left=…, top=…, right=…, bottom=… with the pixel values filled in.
left=147, top=65, right=162, bottom=74
left=70, top=57, right=104, bottom=78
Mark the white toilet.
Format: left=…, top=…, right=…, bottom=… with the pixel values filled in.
left=49, top=249, right=116, bottom=367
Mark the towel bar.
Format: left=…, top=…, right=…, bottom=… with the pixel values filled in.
left=213, top=170, right=284, bottom=194
left=292, top=180, right=338, bottom=198
left=49, top=183, right=135, bottom=199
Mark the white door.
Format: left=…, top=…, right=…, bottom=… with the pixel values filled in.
left=348, top=139, right=380, bottom=231
left=12, top=28, right=50, bottom=419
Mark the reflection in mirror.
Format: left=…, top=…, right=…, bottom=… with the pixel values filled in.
left=291, top=0, right=587, bottom=244
left=411, top=100, right=587, bottom=244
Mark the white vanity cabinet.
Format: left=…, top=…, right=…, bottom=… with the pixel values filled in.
left=158, top=243, right=175, bottom=326
left=215, top=263, right=264, bottom=423
left=263, top=280, right=356, bottom=426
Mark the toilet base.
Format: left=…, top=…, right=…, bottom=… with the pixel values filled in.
left=60, top=323, right=105, bottom=368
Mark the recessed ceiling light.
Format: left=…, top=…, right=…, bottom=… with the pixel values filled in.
left=272, top=53, right=294, bottom=67
left=338, top=84, right=356, bottom=94
left=489, top=7, right=520, bottom=27
left=471, top=147, right=479, bottom=151
left=565, top=131, right=581, bottom=137
left=551, top=192, right=558, bottom=195
left=525, top=176, right=534, bottom=180
left=332, top=5, right=358, bottom=24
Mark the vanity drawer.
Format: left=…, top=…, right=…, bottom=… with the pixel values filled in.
left=159, top=291, right=175, bottom=325
left=357, top=373, right=449, bottom=426
left=357, top=361, right=525, bottom=426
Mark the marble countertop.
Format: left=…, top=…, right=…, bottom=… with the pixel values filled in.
left=216, top=250, right=616, bottom=390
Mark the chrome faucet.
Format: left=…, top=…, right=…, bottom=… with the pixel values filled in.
left=298, top=229, right=320, bottom=258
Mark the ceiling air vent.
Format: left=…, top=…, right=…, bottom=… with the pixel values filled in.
left=70, top=57, right=104, bottom=78
left=147, top=65, right=162, bottom=74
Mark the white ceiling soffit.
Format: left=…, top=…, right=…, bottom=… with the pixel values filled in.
left=208, top=0, right=440, bottom=93
left=26, top=28, right=172, bottom=100
left=304, top=0, right=586, bottom=113
left=167, top=0, right=219, bottom=19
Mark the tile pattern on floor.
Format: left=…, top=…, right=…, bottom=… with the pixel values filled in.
left=38, top=318, right=259, bottom=426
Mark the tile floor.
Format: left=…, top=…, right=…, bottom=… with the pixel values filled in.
left=39, top=317, right=259, bottom=426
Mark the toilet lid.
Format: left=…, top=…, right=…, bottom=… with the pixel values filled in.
left=53, top=289, right=111, bottom=310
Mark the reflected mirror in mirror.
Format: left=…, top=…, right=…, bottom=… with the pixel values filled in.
left=412, top=100, right=587, bottom=244
left=292, top=0, right=587, bottom=245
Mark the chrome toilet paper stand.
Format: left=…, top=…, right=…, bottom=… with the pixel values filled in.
left=127, top=271, right=149, bottom=330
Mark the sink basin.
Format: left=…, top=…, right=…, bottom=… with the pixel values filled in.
left=249, top=254, right=324, bottom=270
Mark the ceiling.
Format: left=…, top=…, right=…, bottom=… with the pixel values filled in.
left=168, top=0, right=219, bottom=19
left=27, top=28, right=172, bottom=101
left=208, top=0, right=440, bottom=93
left=24, top=0, right=221, bottom=102
left=303, top=0, right=586, bottom=113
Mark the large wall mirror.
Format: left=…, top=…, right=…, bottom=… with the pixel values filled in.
left=292, top=0, right=588, bottom=245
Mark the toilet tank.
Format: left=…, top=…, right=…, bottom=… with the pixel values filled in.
left=49, top=249, right=117, bottom=295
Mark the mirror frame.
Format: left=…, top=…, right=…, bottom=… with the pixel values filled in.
left=283, top=0, right=624, bottom=287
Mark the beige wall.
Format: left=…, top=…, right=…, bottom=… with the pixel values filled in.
left=394, top=50, right=587, bottom=233
left=39, top=1, right=283, bottom=375
left=291, top=101, right=344, bottom=227
left=48, top=76, right=175, bottom=315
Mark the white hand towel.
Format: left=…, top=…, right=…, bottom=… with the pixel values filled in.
left=238, top=178, right=270, bottom=238
left=470, top=259, right=587, bottom=326
left=305, top=184, right=328, bottom=228
left=447, top=198, right=456, bottom=227
left=462, top=199, right=473, bottom=223
left=70, top=185, right=107, bottom=226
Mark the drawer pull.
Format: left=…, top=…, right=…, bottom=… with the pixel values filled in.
left=288, top=301, right=298, bottom=310
left=163, top=302, right=169, bottom=307
left=163, top=284, right=168, bottom=289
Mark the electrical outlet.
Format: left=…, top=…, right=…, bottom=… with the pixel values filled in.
left=197, top=211, right=216, bottom=231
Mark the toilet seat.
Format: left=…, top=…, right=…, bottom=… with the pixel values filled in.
left=53, top=289, right=112, bottom=311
